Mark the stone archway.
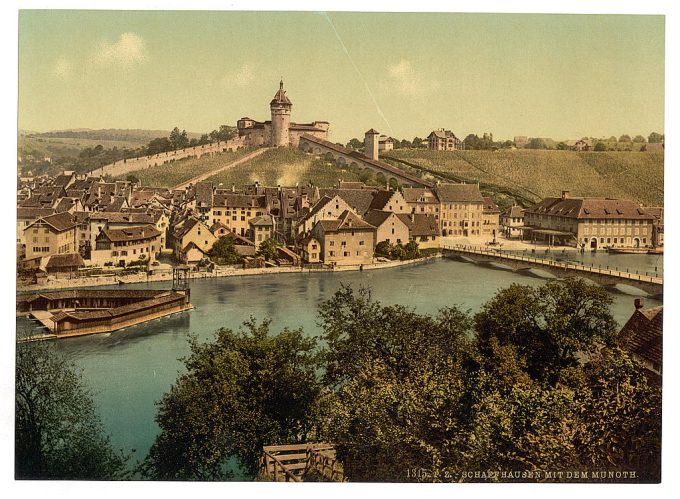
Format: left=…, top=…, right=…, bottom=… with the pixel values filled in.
left=590, top=237, right=598, bottom=250
left=388, top=177, right=399, bottom=190
left=633, top=237, right=640, bottom=248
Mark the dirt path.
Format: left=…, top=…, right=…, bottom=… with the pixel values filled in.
left=173, top=148, right=269, bottom=189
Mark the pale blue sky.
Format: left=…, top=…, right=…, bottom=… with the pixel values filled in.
left=19, top=11, right=664, bottom=142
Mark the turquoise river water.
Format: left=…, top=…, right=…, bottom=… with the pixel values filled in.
left=15, top=253, right=663, bottom=472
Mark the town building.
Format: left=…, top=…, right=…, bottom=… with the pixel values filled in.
left=310, top=210, right=375, bottom=266
left=402, top=187, right=440, bottom=222
left=24, top=212, right=78, bottom=262
left=236, top=81, right=329, bottom=148
left=435, top=183, right=486, bottom=237
left=363, top=210, right=410, bottom=246
left=645, top=207, right=664, bottom=247
left=91, top=225, right=161, bottom=267
left=500, top=205, right=526, bottom=238
left=427, top=129, right=463, bottom=151
left=171, top=217, right=217, bottom=264
left=618, top=299, right=662, bottom=382
left=514, top=136, right=529, bottom=148
left=249, top=215, right=275, bottom=248
left=481, top=197, right=501, bottom=238
left=397, top=213, right=440, bottom=250
left=522, top=191, right=656, bottom=249
left=300, top=236, right=321, bottom=264
left=378, top=136, right=394, bottom=152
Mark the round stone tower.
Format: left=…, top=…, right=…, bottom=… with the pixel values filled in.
left=270, top=80, right=292, bottom=147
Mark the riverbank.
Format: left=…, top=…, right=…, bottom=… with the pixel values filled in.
left=16, top=254, right=442, bottom=293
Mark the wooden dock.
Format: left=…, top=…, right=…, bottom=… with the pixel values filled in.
left=259, top=443, right=345, bottom=482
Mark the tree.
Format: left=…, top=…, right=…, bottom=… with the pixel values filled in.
left=346, top=138, right=363, bottom=150
left=411, top=137, right=424, bottom=148
left=556, top=142, right=569, bottom=150
left=210, top=236, right=243, bottom=265
left=404, top=240, right=420, bottom=259
left=525, top=138, right=547, bottom=149
left=608, top=136, right=618, bottom=142
left=463, top=134, right=482, bottom=150
left=648, top=132, right=664, bottom=143
left=256, top=238, right=279, bottom=261
left=141, top=320, right=322, bottom=479
left=126, top=174, right=140, bottom=184
left=618, top=134, right=632, bottom=143
left=15, top=341, right=130, bottom=479
left=400, top=139, right=411, bottom=149
left=632, top=135, right=646, bottom=143
left=146, top=137, right=172, bottom=155
left=375, top=240, right=392, bottom=257
left=169, top=127, right=190, bottom=150
left=209, top=125, right=237, bottom=142
left=594, top=142, right=606, bottom=151
left=474, top=279, right=617, bottom=386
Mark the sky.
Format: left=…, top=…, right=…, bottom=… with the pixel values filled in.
left=18, top=10, right=665, bottom=143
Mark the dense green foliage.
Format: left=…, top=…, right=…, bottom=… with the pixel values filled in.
left=141, top=320, right=321, bottom=480
left=143, top=279, right=660, bottom=482
left=209, top=236, right=243, bottom=265
left=256, top=238, right=279, bottom=261
left=15, top=341, right=131, bottom=480
left=375, top=240, right=420, bottom=260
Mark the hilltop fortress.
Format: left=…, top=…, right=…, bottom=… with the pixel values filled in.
left=237, top=80, right=329, bottom=147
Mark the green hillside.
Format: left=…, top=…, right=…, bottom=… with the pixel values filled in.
left=115, top=148, right=255, bottom=188
left=205, top=148, right=382, bottom=189
left=383, top=149, right=664, bottom=207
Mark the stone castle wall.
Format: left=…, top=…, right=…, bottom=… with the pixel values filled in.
left=90, top=137, right=246, bottom=178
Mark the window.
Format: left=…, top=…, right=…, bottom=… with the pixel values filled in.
left=359, top=240, right=364, bottom=246
left=329, top=241, right=335, bottom=247
left=311, top=244, right=317, bottom=250
left=311, top=253, right=317, bottom=259
left=329, top=251, right=335, bottom=257
left=344, top=251, right=350, bottom=257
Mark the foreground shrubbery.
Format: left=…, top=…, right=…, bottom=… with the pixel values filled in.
left=141, top=280, right=661, bottom=482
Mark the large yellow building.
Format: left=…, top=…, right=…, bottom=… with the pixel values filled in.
left=523, top=193, right=657, bottom=249
left=24, top=212, right=77, bottom=261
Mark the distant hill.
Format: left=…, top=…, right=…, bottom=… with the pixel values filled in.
left=383, top=149, right=664, bottom=209
left=110, top=146, right=663, bottom=208
left=22, top=128, right=204, bottom=143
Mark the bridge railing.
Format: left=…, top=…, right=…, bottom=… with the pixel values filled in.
left=441, top=243, right=662, bottom=285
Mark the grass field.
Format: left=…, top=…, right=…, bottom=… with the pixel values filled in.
left=384, top=149, right=664, bottom=207
left=205, top=148, right=378, bottom=189
left=116, top=148, right=256, bottom=188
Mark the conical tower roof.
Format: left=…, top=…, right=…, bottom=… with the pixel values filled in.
left=270, top=80, right=292, bottom=107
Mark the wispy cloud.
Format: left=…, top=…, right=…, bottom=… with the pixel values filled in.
left=223, top=63, right=256, bottom=87
left=94, top=32, right=148, bottom=68
left=388, top=59, right=440, bottom=97
left=52, top=56, right=72, bottom=80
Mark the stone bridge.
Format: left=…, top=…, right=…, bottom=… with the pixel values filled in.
left=442, top=244, right=663, bottom=298
left=298, top=134, right=433, bottom=188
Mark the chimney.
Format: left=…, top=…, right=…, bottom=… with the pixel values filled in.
left=561, top=190, right=570, bottom=199
left=231, top=184, right=235, bottom=193
left=634, top=298, right=645, bottom=310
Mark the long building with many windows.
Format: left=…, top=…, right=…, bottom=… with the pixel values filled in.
left=522, top=192, right=656, bottom=249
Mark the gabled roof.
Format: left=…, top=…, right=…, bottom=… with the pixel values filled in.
left=402, top=187, right=438, bottom=204
left=619, top=306, right=662, bottom=369
left=482, top=197, right=500, bottom=213
left=319, top=189, right=376, bottom=216
left=524, top=197, right=655, bottom=220
left=365, top=128, right=380, bottom=135
left=435, top=183, right=485, bottom=203
left=363, top=210, right=404, bottom=229
left=99, top=225, right=160, bottom=243
left=45, top=253, right=84, bottom=270
left=367, top=190, right=397, bottom=211
left=396, top=213, right=439, bottom=237
left=17, top=207, right=56, bottom=220
left=502, top=205, right=525, bottom=218
left=317, top=210, right=376, bottom=232
left=27, top=212, right=76, bottom=232
left=249, top=214, right=274, bottom=226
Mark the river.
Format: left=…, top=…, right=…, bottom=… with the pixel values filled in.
left=15, top=254, right=663, bottom=473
